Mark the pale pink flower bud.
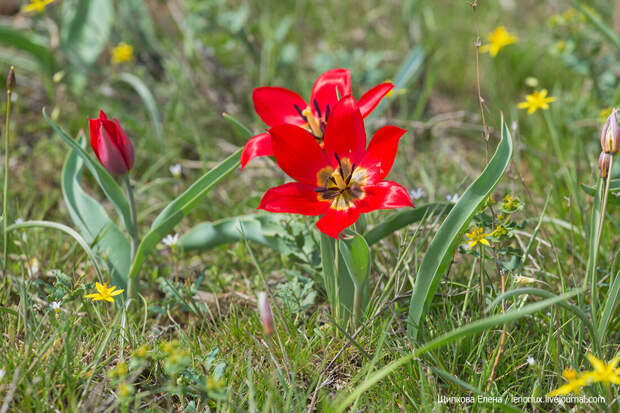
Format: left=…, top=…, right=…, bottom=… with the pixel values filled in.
left=601, top=108, right=619, bottom=154
left=598, top=151, right=612, bottom=179
left=257, top=292, right=273, bottom=336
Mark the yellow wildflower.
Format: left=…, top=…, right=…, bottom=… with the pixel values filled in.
left=547, top=374, right=589, bottom=396
left=547, top=355, right=620, bottom=397
left=23, top=0, right=54, bottom=13
left=584, top=354, right=620, bottom=385
left=563, top=368, right=578, bottom=380
left=517, top=89, right=556, bottom=114
left=480, top=26, right=518, bottom=57
left=112, top=42, right=133, bottom=64
left=118, top=382, right=134, bottom=398
left=491, top=225, right=507, bottom=238
left=464, top=227, right=491, bottom=248
left=503, top=194, right=520, bottom=211
left=85, top=282, right=124, bottom=303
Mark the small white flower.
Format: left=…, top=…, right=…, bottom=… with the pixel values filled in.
left=162, top=233, right=179, bottom=247
left=527, top=356, right=535, bottom=366
left=0, top=368, right=4, bottom=381
left=15, top=217, right=23, bottom=225
left=50, top=301, right=61, bottom=312
left=409, top=187, right=425, bottom=200
left=169, top=163, right=182, bottom=178
left=446, top=193, right=460, bottom=203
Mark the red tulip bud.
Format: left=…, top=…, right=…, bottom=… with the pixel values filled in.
left=257, top=292, right=274, bottom=337
left=601, top=108, right=619, bottom=154
left=89, top=110, right=134, bottom=175
left=598, top=151, right=612, bottom=179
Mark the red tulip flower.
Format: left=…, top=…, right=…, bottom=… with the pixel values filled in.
left=89, top=110, right=135, bottom=175
left=258, top=96, right=413, bottom=238
left=241, top=68, right=394, bottom=169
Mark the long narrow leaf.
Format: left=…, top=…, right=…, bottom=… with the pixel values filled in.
left=128, top=148, right=242, bottom=283
left=178, top=214, right=289, bottom=252
left=0, top=25, right=55, bottom=75
left=486, top=288, right=599, bottom=352
left=598, top=269, right=620, bottom=341
left=364, top=202, right=452, bottom=245
left=114, top=73, right=163, bottom=141
left=7, top=220, right=105, bottom=281
left=62, top=136, right=131, bottom=288
left=407, top=118, right=513, bottom=339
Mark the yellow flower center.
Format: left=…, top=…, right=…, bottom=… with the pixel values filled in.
left=315, top=155, right=367, bottom=210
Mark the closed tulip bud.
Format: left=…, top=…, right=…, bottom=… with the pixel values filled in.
left=89, top=110, right=134, bottom=175
left=257, top=292, right=273, bottom=337
left=600, top=108, right=619, bottom=154
left=598, top=151, right=612, bottom=179
left=6, top=66, right=15, bottom=92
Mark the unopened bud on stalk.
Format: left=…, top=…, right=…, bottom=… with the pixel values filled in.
left=6, top=66, right=15, bottom=92
left=257, top=292, right=274, bottom=337
left=598, top=151, right=612, bottom=179
left=600, top=108, right=619, bottom=154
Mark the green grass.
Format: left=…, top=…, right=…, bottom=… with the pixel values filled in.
left=1, top=0, right=619, bottom=412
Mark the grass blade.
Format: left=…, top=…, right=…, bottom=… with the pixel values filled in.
left=407, top=117, right=513, bottom=340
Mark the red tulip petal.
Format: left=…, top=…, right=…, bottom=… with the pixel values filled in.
left=99, top=109, right=108, bottom=120
left=316, top=206, right=361, bottom=238
left=113, top=117, right=134, bottom=171
left=323, top=96, right=366, bottom=167
left=252, top=87, right=307, bottom=127
left=357, top=125, right=407, bottom=184
left=89, top=118, right=100, bottom=153
left=358, top=82, right=394, bottom=117
left=269, top=124, right=330, bottom=185
left=95, top=124, right=130, bottom=175
left=357, top=181, right=413, bottom=213
left=310, top=68, right=351, bottom=116
left=258, top=182, right=330, bottom=215
left=240, top=133, right=274, bottom=169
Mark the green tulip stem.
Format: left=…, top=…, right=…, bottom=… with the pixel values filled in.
left=123, top=175, right=139, bottom=302
left=352, top=284, right=362, bottom=329
left=3, top=75, right=13, bottom=270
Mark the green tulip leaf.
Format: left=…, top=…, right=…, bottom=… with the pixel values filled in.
left=113, top=73, right=163, bottom=141
left=407, top=117, right=513, bottom=340
left=62, top=135, right=131, bottom=288
left=60, top=0, right=113, bottom=66
left=43, top=109, right=133, bottom=234
left=580, top=179, right=620, bottom=206
left=128, top=148, right=242, bottom=287
left=364, top=202, right=453, bottom=245
left=339, top=231, right=371, bottom=288
left=179, top=214, right=289, bottom=253
left=0, top=25, right=55, bottom=75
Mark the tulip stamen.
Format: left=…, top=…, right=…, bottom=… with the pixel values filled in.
left=313, top=99, right=322, bottom=119
left=294, top=104, right=307, bottom=122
